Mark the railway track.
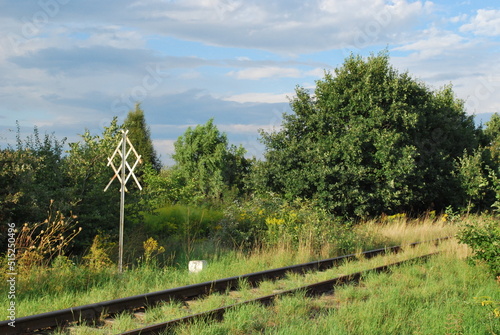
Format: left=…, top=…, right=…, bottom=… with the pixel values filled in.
left=0, top=237, right=449, bottom=335
left=120, top=252, right=438, bottom=335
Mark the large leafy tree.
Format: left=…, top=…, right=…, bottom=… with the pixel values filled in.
left=172, top=119, right=249, bottom=202
left=123, top=103, right=162, bottom=172
left=258, top=52, right=479, bottom=218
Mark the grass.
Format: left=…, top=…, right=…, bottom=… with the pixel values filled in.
left=50, top=239, right=499, bottom=335
left=3, top=213, right=498, bottom=334
left=171, top=247, right=499, bottom=335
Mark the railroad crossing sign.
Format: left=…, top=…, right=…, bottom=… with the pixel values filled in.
left=104, top=129, right=142, bottom=272
left=104, top=130, right=142, bottom=193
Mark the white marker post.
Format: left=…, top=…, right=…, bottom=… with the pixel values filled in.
left=104, top=130, right=142, bottom=273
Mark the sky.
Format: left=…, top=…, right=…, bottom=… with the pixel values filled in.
left=0, top=0, right=499, bottom=166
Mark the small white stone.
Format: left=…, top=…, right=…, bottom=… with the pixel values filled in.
left=188, top=260, right=207, bottom=273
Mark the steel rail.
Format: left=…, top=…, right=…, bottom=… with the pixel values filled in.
left=0, top=237, right=449, bottom=334
left=120, top=252, right=439, bottom=335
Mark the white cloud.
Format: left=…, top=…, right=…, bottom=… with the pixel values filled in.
left=449, top=14, right=468, bottom=23
left=228, top=66, right=302, bottom=80
left=153, top=139, right=176, bottom=155
left=223, top=92, right=291, bottom=104
left=219, top=123, right=271, bottom=134
left=0, top=0, right=439, bottom=56
left=178, top=70, right=202, bottom=79
left=152, top=139, right=176, bottom=166
left=223, top=65, right=325, bottom=83
left=460, top=9, right=500, bottom=36
left=150, top=124, right=198, bottom=133
left=305, top=68, right=326, bottom=78
left=392, top=28, right=467, bottom=58
left=132, top=0, right=436, bottom=54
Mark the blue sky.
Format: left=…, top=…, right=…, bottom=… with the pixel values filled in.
left=0, top=0, right=499, bottom=165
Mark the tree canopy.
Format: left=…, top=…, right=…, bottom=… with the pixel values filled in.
left=172, top=119, right=249, bottom=202
left=257, top=52, right=479, bottom=218
left=123, top=103, right=162, bottom=172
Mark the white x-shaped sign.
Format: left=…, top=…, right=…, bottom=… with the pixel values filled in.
left=104, top=130, right=143, bottom=192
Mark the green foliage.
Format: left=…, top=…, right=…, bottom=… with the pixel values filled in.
left=473, top=296, right=500, bottom=320
left=143, top=204, right=223, bottom=238
left=123, top=103, right=162, bottom=172
left=488, top=170, right=500, bottom=213
left=0, top=125, right=69, bottom=225
left=456, top=216, right=500, bottom=276
left=214, top=196, right=274, bottom=248
left=213, top=195, right=371, bottom=253
left=141, top=237, right=165, bottom=267
left=140, top=165, right=192, bottom=209
left=262, top=199, right=345, bottom=250
left=257, top=52, right=479, bottom=218
left=0, top=148, right=37, bottom=224
left=454, top=148, right=493, bottom=212
left=172, top=118, right=250, bottom=203
left=65, top=118, right=129, bottom=249
left=483, top=113, right=500, bottom=163
left=480, top=113, right=500, bottom=212
left=83, top=234, right=115, bottom=271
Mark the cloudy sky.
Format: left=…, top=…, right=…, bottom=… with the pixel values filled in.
left=0, top=0, right=499, bottom=165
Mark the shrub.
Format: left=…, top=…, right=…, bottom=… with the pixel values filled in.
left=213, top=195, right=369, bottom=254
left=456, top=216, right=500, bottom=276
left=83, top=234, right=115, bottom=271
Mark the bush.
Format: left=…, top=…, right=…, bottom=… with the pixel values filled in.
left=212, top=196, right=272, bottom=248
left=143, top=204, right=223, bottom=238
left=212, top=195, right=376, bottom=254
left=456, top=216, right=500, bottom=276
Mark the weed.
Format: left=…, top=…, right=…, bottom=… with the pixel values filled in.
left=142, top=237, right=165, bottom=267
left=15, top=200, right=81, bottom=270
left=83, top=234, right=115, bottom=271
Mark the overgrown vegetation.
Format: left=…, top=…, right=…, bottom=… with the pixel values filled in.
left=457, top=216, right=500, bottom=277
left=0, top=216, right=464, bottom=318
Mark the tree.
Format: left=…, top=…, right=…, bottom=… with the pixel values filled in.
left=257, top=52, right=479, bottom=218
left=481, top=113, right=500, bottom=211
left=483, top=113, right=500, bottom=163
left=172, top=119, right=250, bottom=202
left=454, top=148, right=493, bottom=212
left=65, top=118, right=140, bottom=250
left=123, top=103, right=162, bottom=172
left=0, top=149, right=37, bottom=224
left=0, top=126, right=71, bottom=252
left=0, top=125, right=69, bottom=224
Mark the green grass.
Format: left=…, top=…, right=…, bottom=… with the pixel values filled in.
left=171, top=251, right=500, bottom=335
left=3, top=243, right=343, bottom=318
